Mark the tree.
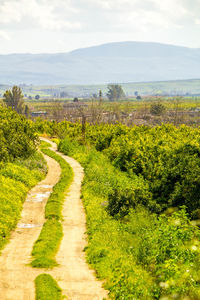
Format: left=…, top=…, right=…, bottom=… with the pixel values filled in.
left=60, top=91, right=68, bottom=98
left=24, top=105, right=30, bottom=117
left=3, top=86, right=24, bottom=114
left=99, top=90, right=103, bottom=104
left=107, top=85, right=125, bottom=102
left=35, top=94, right=40, bottom=100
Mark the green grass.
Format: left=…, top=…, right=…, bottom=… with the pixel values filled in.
left=42, top=148, right=73, bottom=220
left=35, top=274, right=64, bottom=300
left=31, top=142, right=73, bottom=268
left=31, top=219, right=62, bottom=268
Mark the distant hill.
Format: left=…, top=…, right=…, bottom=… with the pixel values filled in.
left=1, top=42, right=200, bottom=85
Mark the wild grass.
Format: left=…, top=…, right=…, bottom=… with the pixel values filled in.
left=42, top=148, right=73, bottom=220
left=31, top=219, right=62, bottom=268
left=35, top=274, right=64, bottom=300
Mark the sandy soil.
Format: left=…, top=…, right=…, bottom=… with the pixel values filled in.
left=0, top=139, right=108, bottom=300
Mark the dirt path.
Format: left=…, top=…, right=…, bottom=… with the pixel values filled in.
left=0, top=155, right=61, bottom=300
left=0, top=140, right=108, bottom=300
left=42, top=138, right=108, bottom=300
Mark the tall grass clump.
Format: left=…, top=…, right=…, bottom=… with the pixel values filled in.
left=35, top=274, right=63, bottom=300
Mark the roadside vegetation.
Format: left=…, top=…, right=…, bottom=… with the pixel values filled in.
left=0, top=106, right=46, bottom=252
left=0, top=152, right=46, bottom=252
left=0, top=106, right=37, bottom=162
left=31, top=142, right=73, bottom=268
left=54, top=121, right=200, bottom=299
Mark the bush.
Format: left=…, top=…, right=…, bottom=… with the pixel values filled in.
left=150, top=102, right=166, bottom=115
left=0, top=106, right=38, bottom=161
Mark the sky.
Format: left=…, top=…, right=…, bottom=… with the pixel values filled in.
left=0, top=0, right=200, bottom=54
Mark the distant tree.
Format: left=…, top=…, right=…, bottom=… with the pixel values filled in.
left=134, top=91, right=139, bottom=97
left=35, top=94, right=40, bottom=100
left=60, top=91, right=68, bottom=98
left=136, top=95, right=142, bottom=100
left=24, top=104, right=30, bottom=117
left=73, top=97, right=79, bottom=103
left=107, top=85, right=125, bottom=101
left=99, top=90, right=103, bottom=103
left=3, top=86, right=24, bottom=114
left=28, top=95, right=32, bottom=100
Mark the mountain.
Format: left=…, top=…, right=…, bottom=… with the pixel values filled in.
left=1, top=41, right=200, bottom=85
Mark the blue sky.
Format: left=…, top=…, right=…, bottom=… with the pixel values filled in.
left=0, top=0, right=199, bottom=53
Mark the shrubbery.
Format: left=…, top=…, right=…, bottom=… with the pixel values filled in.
left=0, top=106, right=38, bottom=161
left=54, top=122, right=200, bottom=218
left=59, top=137, right=200, bottom=299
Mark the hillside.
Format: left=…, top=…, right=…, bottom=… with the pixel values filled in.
left=1, top=42, right=200, bottom=85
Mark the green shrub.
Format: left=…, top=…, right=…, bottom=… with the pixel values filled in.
left=0, top=163, right=42, bottom=188
left=0, top=106, right=38, bottom=161
left=150, top=102, right=166, bottom=115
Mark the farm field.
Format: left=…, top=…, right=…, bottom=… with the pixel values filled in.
left=27, top=95, right=200, bottom=128
left=1, top=78, right=200, bottom=99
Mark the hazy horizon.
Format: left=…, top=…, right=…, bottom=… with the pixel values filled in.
left=1, top=40, right=200, bottom=56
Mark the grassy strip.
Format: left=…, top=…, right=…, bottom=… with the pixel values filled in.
left=59, top=138, right=200, bottom=299
left=0, top=152, right=46, bottom=252
left=35, top=274, right=63, bottom=300
left=42, top=148, right=73, bottom=220
left=31, top=219, right=62, bottom=268
left=31, top=143, right=73, bottom=268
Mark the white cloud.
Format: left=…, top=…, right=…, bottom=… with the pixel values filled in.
left=0, top=0, right=200, bottom=53
left=0, top=30, right=10, bottom=40
left=0, top=0, right=198, bottom=32
left=0, top=0, right=81, bottom=30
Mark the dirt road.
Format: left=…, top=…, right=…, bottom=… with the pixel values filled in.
left=42, top=139, right=108, bottom=299
left=0, top=155, right=61, bottom=300
left=0, top=140, right=108, bottom=299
